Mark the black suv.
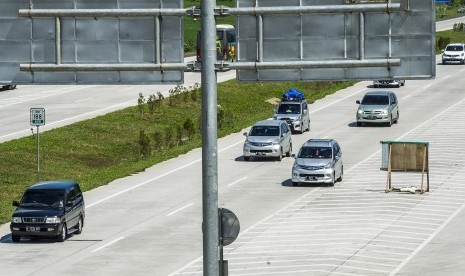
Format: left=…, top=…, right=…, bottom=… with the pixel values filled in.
left=10, top=181, right=85, bottom=242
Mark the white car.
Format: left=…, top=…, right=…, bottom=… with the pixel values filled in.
left=243, top=119, right=292, bottom=161
left=292, top=139, right=343, bottom=186
left=373, top=80, right=405, bottom=88
left=442, top=43, right=465, bottom=65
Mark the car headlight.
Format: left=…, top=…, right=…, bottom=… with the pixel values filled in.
left=357, top=109, right=364, bottom=114
left=272, top=139, right=280, bottom=145
left=324, top=162, right=333, bottom=169
left=381, top=109, right=388, bottom=115
left=46, top=217, right=61, bottom=224
left=293, top=163, right=301, bottom=169
left=12, top=217, right=21, bottom=223
left=244, top=140, right=250, bottom=145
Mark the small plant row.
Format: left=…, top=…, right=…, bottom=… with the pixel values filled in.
left=136, top=83, right=235, bottom=158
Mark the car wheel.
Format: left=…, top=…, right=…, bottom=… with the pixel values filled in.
left=337, top=166, right=343, bottom=182
left=387, top=116, right=392, bottom=127
left=286, top=144, right=292, bottom=157
left=57, top=223, right=67, bottom=242
left=75, top=216, right=83, bottom=234
left=395, top=111, right=399, bottom=124
left=11, top=235, right=20, bottom=242
left=401, top=82, right=405, bottom=86
left=277, top=148, right=283, bottom=161
left=329, top=173, right=335, bottom=187
left=442, top=61, right=446, bottom=65
left=299, top=123, right=304, bottom=134
left=6, top=85, right=16, bottom=90
left=243, top=156, right=250, bottom=161
left=397, top=83, right=401, bottom=88
left=307, top=120, right=310, bottom=132
left=356, top=122, right=362, bottom=127
left=292, top=182, right=298, bottom=187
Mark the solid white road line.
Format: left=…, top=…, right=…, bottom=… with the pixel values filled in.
left=167, top=203, right=194, bottom=217
left=92, top=237, right=124, bottom=253
left=228, top=176, right=248, bottom=187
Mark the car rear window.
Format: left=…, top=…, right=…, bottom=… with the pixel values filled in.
left=361, top=95, right=389, bottom=105
left=277, top=103, right=300, bottom=114
left=250, top=126, right=280, bottom=136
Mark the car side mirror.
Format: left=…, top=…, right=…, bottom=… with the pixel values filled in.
left=273, top=108, right=277, bottom=114
left=291, top=153, right=296, bottom=158
left=13, top=200, right=19, bottom=207
left=441, top=49, right=445, bottom=53
left=243, top=132, right=248, bottom=137
left=66, top=202, right=73, bottom=208
left=356, top=100, right=360, bottom=104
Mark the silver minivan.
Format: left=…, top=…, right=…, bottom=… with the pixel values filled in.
left=356, top=91, right=399, bottom=127
left=243, top=119, right=292, bottom=161
left=292, top=139, right=343, bottom=186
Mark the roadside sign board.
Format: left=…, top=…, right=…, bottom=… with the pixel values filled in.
left=30, top=108, right=45, bottom=126
left=0, top=0, right=183, bottom=85
left=235, top=0, right=435, bottom=82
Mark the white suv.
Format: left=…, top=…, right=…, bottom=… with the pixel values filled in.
left=442, top=43, right=465, bottom=65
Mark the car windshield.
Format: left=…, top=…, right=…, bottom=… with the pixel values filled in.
left=446, top=45, right=464, bottom=51
left=20, top=190, right=64, bottom=208
left=298, top=147, right=332, bottom=159
left=361, top=95, right=389, bottom=105
left=249, top=126, right=280, bottom=136
left=277, top=103, right=300, bottom=114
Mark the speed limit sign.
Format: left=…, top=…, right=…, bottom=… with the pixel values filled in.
left=30, top=108, right=45, bottom=126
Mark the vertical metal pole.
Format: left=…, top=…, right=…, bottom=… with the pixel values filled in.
left=258, top=15, right=263, bottom=62
left=359, top=12, right=364, bottom=61
left=201, top=0, right=219, bottom=275
left=155, top=16, right=161, bottom=64
left=55, top=17, right=61, bottom=65
left=37, top=126, right=40, bottom=181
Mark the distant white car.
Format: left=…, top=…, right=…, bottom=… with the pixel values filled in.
left=442, top=43, right=465, bottom=65
left=373, top=80, right=405, bottom=88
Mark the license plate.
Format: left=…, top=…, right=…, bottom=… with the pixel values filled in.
left=368, top=116, right=377, bottom=119
left=26, top=226, right=40, bottom=232
left=255, top=152, right=265, bottom=155
left=306, top=176, right=317, bottom=181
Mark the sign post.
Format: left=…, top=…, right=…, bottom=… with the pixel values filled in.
left=30, top=108, right=45, bottom=181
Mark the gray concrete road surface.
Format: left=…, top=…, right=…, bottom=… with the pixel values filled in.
left=2, top=57, right=465, bottom=275
left=1, top=19, right=465, bottom=276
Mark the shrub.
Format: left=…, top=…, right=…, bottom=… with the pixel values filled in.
left=147, top=94, right=156, bottom=116
left=183, top=118, right=196, bottom=140
left=152, top=130, right=164, bottom=151
left=138, top=93, right=146, bottom=118
left=138, top=129, right=151, bottom=157
left=437, top=36, right=451, bottom=51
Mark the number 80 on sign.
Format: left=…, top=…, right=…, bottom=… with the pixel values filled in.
left=30, top=108, right=45, bottom=126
